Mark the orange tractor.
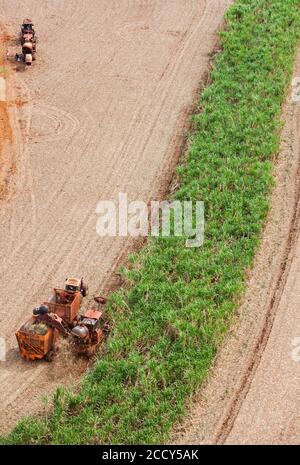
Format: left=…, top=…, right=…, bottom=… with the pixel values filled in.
left=16, top=279, right=107, bottom=361
left=21, top=19, right=36, bottom=39
left=71, top=296, right=107, bottom=356
left=16, top=19, right=36, bottom=65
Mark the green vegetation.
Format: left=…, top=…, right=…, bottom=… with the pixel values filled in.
left=3, top=0, right=300, bottom=445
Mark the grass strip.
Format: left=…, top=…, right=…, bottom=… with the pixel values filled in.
left=2, top=0, right=300, bottom=445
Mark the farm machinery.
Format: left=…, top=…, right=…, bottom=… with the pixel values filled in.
left=15, top=309, right=68, bottom=362
left=15, top=278, right=107, bottom=362
left=21, top=19, right=36, bottom=39
left=16, top=19, right=36, bottom=65
left=65, top=277, right=88, bottom=297
left=71, top=296, right=107, bottom=356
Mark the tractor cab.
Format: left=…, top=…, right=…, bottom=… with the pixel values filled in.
left=70, top=310, right=102, bottom=341
left=81, top=309, right=103, bottom=331
left=21, top=19, right=36, bottom=43
left=65, top=277, right=88, bottom=297
left=21, top=19, right=34, bottom=32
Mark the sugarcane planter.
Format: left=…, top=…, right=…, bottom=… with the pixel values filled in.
left=15, top=306, right=68, bottom=362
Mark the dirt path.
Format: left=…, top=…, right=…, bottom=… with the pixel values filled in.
left=173, top=49, right=300, bottom=445
left=0, top=0, right=231, bottom=433
left=0, top=30, right=15, bottom=199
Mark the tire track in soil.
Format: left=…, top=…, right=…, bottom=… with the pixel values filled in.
left=173, top=48, right=300, bottom=446
left=216, top=115, right=300, bottom=444
left=0, top=29, right=14, bottom=199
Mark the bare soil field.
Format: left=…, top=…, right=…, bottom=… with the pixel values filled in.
left=0, top=0, right=231, bottom=433
left=173, top=49, right=300, bottom=445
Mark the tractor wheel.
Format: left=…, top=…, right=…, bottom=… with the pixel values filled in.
left=45, top=349, right=55, bottom=362
left=25, top=54, right=32, bottom=65
left=81, top=284, right=88, bottom=297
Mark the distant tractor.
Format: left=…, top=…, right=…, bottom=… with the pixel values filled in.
left=17, top=19, right=36, bottom=66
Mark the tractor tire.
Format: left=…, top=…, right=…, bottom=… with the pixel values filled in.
left=81, top=284, right=88, bottom=297
left=45, top=349, right=55, bottom=362
left=25, top=54, right=32, bottom=65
